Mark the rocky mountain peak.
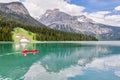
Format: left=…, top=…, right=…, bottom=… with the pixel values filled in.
left=77, top=15, right=95, bottom=23
left=39, top=9, right=95, bottom=26
left=0, top=2, right=29, bottom=15
left=46, top=9, right=60, bottom=14
left=44, top=8, right=60, bottom=17
left=38, top=9, right=119, bottom=40
left=39, top=9, right=72, bottom=25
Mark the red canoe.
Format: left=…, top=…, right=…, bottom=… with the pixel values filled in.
left=22, top=49, right=39, bottom=56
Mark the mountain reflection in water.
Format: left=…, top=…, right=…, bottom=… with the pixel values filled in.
left=0, top=41, right=120, bottom=80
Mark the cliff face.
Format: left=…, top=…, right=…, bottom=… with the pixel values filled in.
left=0, top=2, right=45, bottom=26
left=38, top=9, right=120, bottom=40
left=0, top=2, right=29, bottom=15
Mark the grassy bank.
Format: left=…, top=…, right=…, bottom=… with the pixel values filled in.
left=12, top=27, right=36, bottom=42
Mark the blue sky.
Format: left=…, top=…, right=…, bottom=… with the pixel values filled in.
left=66, top=0, right=120, bottom=12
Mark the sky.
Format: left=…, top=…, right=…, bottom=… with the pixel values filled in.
left=0, top=0, right=120, bottom=26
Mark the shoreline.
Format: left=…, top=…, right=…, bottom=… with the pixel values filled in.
left=0, top=41, right=120, bottom=43
left=0, top=41, right=120, bottom=47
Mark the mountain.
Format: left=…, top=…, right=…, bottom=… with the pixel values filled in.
left=0, top=2, right=97, bottom=41
left=0, top=15, right=97, bottom=41
left=38, top=9, right=120, bottom=40
left=0, top=2, right=29, bottom=15
left=0, top=2, right=44, bottom=26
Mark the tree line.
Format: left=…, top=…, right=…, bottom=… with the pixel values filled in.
left=0, top=15, right=98, bottom=41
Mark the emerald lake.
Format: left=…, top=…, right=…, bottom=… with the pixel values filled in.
left=0, top=41, right=120, bottom=80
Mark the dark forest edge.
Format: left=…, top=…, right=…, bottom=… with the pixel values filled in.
left=0, top=15, right=98, bottom=41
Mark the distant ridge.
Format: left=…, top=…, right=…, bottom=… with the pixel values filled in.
left=38, top=9, right=120, bottom=40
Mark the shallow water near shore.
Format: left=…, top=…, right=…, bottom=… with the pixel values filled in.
left=0, top=41, right=120, bottom=80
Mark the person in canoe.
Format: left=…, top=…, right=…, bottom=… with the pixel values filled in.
left=22, top=49, right=39, bottom=56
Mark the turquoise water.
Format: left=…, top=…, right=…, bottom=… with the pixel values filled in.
left=0, top=41, right=120, bottom=80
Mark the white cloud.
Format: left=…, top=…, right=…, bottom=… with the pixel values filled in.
left=105, top=15, right=120, bottom=26
left=85, top=11, right=120, bottom=26
left=85, top=11, right=109, bottom=24
left=87, top=11, right=110, bottom=20
left=23, top=0, right=85, bottom=17
left=115, top=6, right=120, bottom=11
